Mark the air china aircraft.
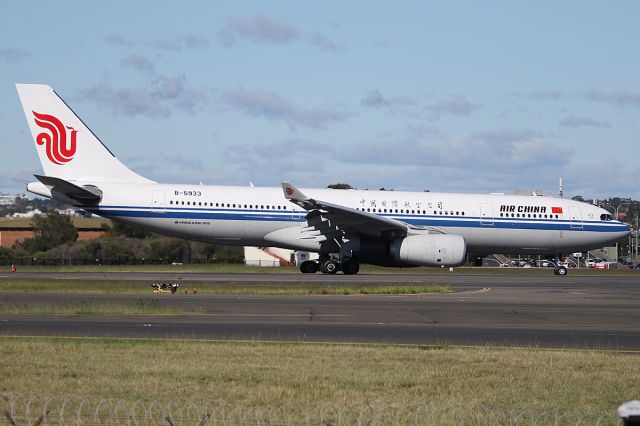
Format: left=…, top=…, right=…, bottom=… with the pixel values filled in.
left=16, top=84, right=630, bottom=276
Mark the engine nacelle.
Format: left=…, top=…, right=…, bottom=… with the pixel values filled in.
left=390, top=234, right=466, bottom=267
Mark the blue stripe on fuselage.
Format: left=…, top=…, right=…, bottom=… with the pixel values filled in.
left=86, top=206, right=629, bottom=233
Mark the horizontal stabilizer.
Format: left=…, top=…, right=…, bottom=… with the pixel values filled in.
left=34, top=174, right=102, bottom=203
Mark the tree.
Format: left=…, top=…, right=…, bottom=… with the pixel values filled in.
left=21, top=212, right=78, bottom=253
left=327, top=183, right=353, bottom=190
left=104, top=221, right=151, bottom=239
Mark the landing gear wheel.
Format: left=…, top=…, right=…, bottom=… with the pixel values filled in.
left=300, top=260, right=318, bottom=274
left=554, top=266, right=568, bottom=276
left=320, top=259, right=339, bottom=274
left=341, top=260, right=360, bottom=275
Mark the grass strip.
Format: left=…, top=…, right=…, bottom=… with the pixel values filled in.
left=0, top=279, right=451, bottom=295
left=0, top=336, right=637, bottom=413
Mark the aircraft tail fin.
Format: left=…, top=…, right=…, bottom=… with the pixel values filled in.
left=15, top=83, right=154, bottom=184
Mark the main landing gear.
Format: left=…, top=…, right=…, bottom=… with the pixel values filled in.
left=299, top=257, right=360, bottom=275
left=553, top=265, right=568, bottom=276
left=553, top=254, right=568, bottom=276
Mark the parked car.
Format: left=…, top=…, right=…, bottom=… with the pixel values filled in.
left=540, top=260, right=555, bottom=267
left=593, top=261, right=614, bottom=269
left=585, top=258, right=603, bottom=268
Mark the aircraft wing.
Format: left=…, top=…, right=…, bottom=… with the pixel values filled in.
left=282, top=181, right=408, bottom=239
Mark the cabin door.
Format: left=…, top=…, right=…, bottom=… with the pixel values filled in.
left=569, top=206, right=583, bottom=229
left=151, top=190, right=165, bottom=214
left=480, top=203, right=494, bottom=225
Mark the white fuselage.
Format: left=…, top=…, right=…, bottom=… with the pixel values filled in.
left=81, top=182, right=629, bottom=256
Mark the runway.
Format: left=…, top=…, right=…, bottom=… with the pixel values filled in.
left=1, top=272, right=639, bottom=349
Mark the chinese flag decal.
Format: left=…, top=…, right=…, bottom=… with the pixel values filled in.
left=551, top=207, right=563, bottom=214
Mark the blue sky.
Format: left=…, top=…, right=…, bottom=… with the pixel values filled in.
left=1, top=1, right=639, bottom=199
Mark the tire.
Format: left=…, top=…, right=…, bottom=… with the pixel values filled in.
left=557, top=266, right=568, bottom=276
left=300, top=260, right=318, bottom=274
left=321, top=259, right=339, bottom=274
left=341, top=260, right=360, bottom=275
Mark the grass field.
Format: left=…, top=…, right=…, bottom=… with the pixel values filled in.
left=0, top=278, right=451, bottom=295
left=0, top=337, right=637, bottom=414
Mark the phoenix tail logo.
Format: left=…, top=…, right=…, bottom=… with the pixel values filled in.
left=32, top=111, right=77, bottom=165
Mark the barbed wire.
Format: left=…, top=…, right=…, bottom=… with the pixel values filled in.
left=1, top=394, right=621, bottom=425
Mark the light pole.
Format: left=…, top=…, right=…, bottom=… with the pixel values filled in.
left=615, top=202, right=630, bottom=221
left=615, top=202, right=631, bottom=264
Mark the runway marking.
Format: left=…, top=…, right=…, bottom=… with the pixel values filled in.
left=2, top=334, right=640, bottom=354
left=454, top=287, right=491, bottom=295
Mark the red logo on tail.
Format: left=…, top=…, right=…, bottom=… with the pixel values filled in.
left=32, top=111, right=77, bottom=165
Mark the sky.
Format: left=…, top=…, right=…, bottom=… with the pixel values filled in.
left=1, top=1, right=639, bottom=200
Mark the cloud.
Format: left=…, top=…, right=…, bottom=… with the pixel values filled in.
left=121, top=54, right=155, bottom=75
left=0, top=48, right=29, bottom=63
left=151, top=34, right=210, bottom=51
left=337, top=127, right=571, bottom=172
left=221, top=138, right=336, bottom=186
left=512, top=90, right=566, bottom=101
left=219, top=87, right=351, bottom=129
left=218, top=14, right=340, bottom=52
left=78, top=54, right=208, bottom=118
left=104, top=33, right=209, bottom=51
left=360, top=89, right=416, bottom=109
left=307, top=32, right=340, bottom=52
left=559, top=116, right=611, bottom=128
left=104, top=34, right=134, bottom=46
left=583, top=89, right=640, bottom=108
left=424, top=95, right=481, bottom=119
left=219, top=15, right=300, bottom=46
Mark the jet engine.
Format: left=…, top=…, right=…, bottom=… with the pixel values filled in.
left=389, top=234, right=466, bottom=267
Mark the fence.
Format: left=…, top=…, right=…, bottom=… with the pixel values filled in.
left=1, top=395, right=621, bottom=425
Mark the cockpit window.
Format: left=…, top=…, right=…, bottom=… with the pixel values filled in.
left=600, top=214, right=612, bottom=221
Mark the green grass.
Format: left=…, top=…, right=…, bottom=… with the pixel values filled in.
left=0, top=278, right=451, bottom=299
left=0, top=337, right=637, bottom=413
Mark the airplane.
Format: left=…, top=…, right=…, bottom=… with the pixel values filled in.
left=15, top=83, right=631, bottom=276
